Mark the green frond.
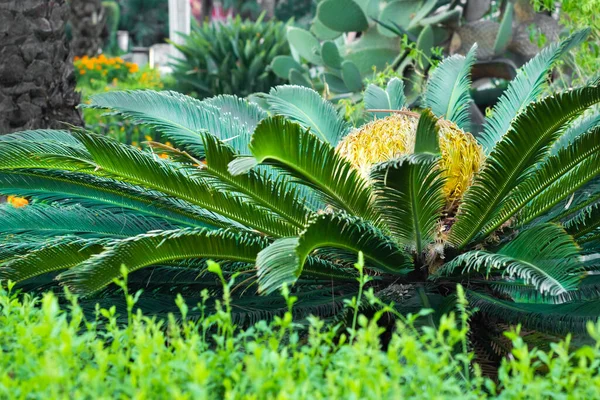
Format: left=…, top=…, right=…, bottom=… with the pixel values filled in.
left=229, top=117, right=376, bottom=221
left=1, top=238, right=104, bottom=283
left=0, top=234, right=52, bottom=262
left=439, top=224, right=583, bottom=296
left=0, top=129, right=83, bottom=147
left=478, top=30, right=590, bottom=153
left=481, top=127, right=600, bottom=235
left=364, top=78, right=406, bottom=118
left=265, top=85, right=351, bottom=145
left=549, top=179, right=600, bottom=222
left=59, top=228, right=268, bottom=295
left=565, top=203, right=600, bottom=239
left=86, top=90, right=257, bottom=156
left=450, top=84, right=600, bottom=248
left=201, top=94, right=267, bottom=130
left=486, top=274, right=600, bottom=305
left=424, top=44, right=476, bottom=131
left=468, top=290, right=600, bottom=334
left=370, top=154, right=445, bottom=253
left=0, top=170, right=218, bottom=228
left=229, top=286, right=354, bottom=325
left=413, top=109, right=441, bottom=154
left=256, top=213, right=412, bottom=294
left=0, top=204, right=175, bottom=238
left=551, top=113, right=600, bottom=155
left=0, top=134, right=93, bottom=171
left=73, top=131, right=297, bottom=237
left=199, top=133, right=311, bottom=229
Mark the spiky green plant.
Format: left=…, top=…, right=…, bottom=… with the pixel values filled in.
left=1, top=31, right=599, bottom=345
left=170, top=15, right=290, bottom=99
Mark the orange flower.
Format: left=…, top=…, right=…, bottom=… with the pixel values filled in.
left=79, top=69, right=86, bottom=75
left=7, top=196, right=29, bottom=208
left=159, top=153, right=169, bottom=159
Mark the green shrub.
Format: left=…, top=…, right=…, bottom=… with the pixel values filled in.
left=170, top=15, right=291, bottom=99
left=75, top=57, right=165, bottom=145
left=2, top=274, right=600, bottom=399
left=118, top=0, right=169, bottom=47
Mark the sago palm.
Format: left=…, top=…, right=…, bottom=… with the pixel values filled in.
left=1, top=29, right=599, bottom=346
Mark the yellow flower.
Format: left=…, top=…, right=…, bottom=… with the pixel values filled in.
left=336, top=113, right=485, bottom=202
left=7, top=196, right=29, bottom=208
left=145, top=135, right=153, bottom=142
left=159, top=153, right=169, bottom=159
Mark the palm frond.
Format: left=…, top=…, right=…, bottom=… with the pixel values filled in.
left=485, top=274, right=600, bottom=305
left=256, top=213, right=412, bottom=294
left=450, top=84, right=600, bottom=248
left=413, top=109, right=440, bottom=154
left=478, top=30, right=590, bottom=153
left=0, top=234, right=53, bottom=262
left=551, top=113, right=600, bottom=155
left=0, top=204, right=174, bottom=238
left=199, top=133, right=311, bottom=229
left=73, top=131, right=297, bottom=237
left=548, top=178, right=600, bottom=222
left=564, top=203, right=600, bottom=239
left=0, top=129, right=83, bottom=147
left=468, top=290, right=600, bottom=334
left=86, top=90, right=257, bottom=156
left=229, top=117, right=376, bottom=221
left=202, top=94, right=267, bottom=131
left=423, top=45, right=476, bottom=131
left=59, top=228, right=268, bottom=295
left=265, top=85, right=351, bottom=145
left=481, top=127, right=600, bottom=235
left=370, top=154, right=445, bottom=253
left=0, top=170, right=218, bottom=228
left=0, top=135, right=93, bottom=171
left=439, top=224, right=583, bottom=296
left=1, top=238, right=105, bottom=283
left=364, top=78, right=406, bottom=118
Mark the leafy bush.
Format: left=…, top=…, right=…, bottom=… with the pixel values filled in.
left=74, top=55, right=141, bottom=89
left=0, top=31, right=599, bottom=354
left=75, top=57, right=164, bottom=145
left=532, top=0, right=600, bottom=88
left=170, top=15, right=291, bottom=99
left=2, top=275, right=600, bottom=399
left=118, top=0, right=169, bottom=47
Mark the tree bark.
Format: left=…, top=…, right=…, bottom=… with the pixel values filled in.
left=0, top=0, right=82, bottom=133
left=69, top=0, right=105, bottom=57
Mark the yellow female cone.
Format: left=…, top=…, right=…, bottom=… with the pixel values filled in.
left=336, top=113, right=485, bottom=203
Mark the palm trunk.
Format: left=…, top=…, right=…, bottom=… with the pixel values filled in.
left=69, top=0, right=105, bottom=57
left=0, top=0, right=83, bottom=133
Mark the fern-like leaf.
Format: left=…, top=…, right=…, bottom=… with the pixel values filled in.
left=370, top=154, right=445, bottom=253
left=478, top=30, right=590, bottom=153
left=256, top=213, right=412, bottom=294
left=439, top=224, right=582, bottom=296
left=265, top=85, right=351, bottom=145
left=450, top=84, right=600, bottom=248
left=424, top=45, right=477, bottom=131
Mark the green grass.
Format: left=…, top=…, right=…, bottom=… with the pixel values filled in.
left=2, top=263, right=600, bottom=399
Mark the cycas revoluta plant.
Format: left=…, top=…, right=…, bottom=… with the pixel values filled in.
left=1, top=29, right=600, bottom=344
left=170, top=14, right=291, bottom=99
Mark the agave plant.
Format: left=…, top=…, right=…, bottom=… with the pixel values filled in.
left=1, top=30, right=599, bottom=342
left=170, top=14, right=291, bottom=99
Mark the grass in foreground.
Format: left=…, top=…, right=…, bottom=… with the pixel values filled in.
left=1, top=264, right=600, bottom=399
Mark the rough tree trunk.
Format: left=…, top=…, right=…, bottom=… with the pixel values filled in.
left=0, top=0, right=82, bottom=133
left=69, top=0, right=105, bottom=56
